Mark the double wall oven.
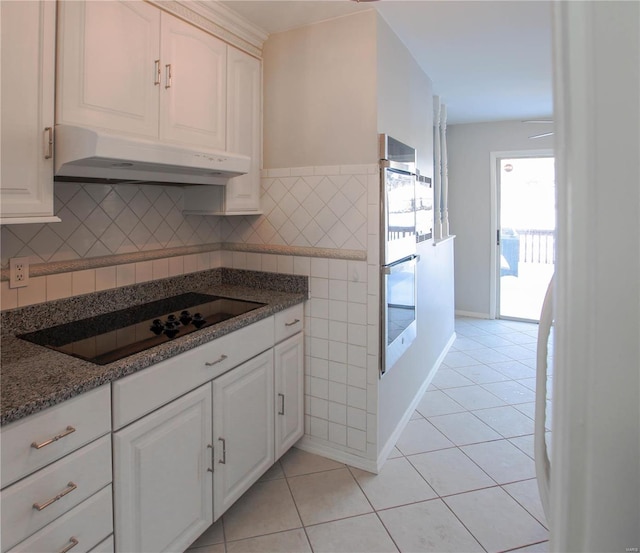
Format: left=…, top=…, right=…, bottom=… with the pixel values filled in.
left=379, top=134, right=429, bottom=375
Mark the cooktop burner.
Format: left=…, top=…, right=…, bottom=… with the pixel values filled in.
left=19, top=292, right=265, bottom=365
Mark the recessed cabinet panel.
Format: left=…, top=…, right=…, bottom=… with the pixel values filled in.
left=274, top=334, right=305, bottom=459
left=0, top=0, right=58, bottom=221
left=56, top=1, right=160, bottom=137
left=213, top=351, right=274, bottom=519
left=113, top=384, right=213, bottom=553
left=160, top=14, right=227, bottom=150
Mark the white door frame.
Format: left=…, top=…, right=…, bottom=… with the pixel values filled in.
left=489, top=149, right=554, bottom=319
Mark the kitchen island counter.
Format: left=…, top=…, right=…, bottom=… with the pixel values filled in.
left=0, top=268, right=307, bottom=425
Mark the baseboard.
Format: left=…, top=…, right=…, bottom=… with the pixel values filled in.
left=294, top=437, right=378, bottom=473
left=455, top=310, right=492, bottom=319
left=375, top=331, right=457, bottom=472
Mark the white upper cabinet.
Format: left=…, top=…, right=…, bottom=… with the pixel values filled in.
left=56, top=0, right=161, bottom=139
left=159, top=14, right=227, bottom=150
left=182, top=47, right=263, bottom=215
left=0, top=0, right=60, bottom=224
left=224, top=47, right=262, bottom=213
left=57, top=1, right=227, bottom=150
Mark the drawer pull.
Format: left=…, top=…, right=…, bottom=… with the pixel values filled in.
left=285, top=319, right=300, bottom=327
left=33, top=481, right=77, bottom=511
left=218, top=437, right=226, bottom=464
left=205, top=354, right=228, bottom=367
left=31, top=426, right=76, bottom=449
left=278, top=393, right=285, bottom=415
left=59, top=537, right=79, bottom=553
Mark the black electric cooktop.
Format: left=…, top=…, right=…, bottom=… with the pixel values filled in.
left=19, top=292, right=265, bottom=365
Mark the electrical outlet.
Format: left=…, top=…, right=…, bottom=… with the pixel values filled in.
left=9, top=257, right=30, bottom=289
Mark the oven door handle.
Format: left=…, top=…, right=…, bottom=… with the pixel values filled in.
left=382, top=255, right=419, bottom=275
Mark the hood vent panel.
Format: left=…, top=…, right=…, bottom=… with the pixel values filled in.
left=54, top=125, right=251, bottom=186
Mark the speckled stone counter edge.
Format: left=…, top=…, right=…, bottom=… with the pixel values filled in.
left=1, top=269, right=307, bottom=425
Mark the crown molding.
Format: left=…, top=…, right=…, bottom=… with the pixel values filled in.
left=147, top=0, right=268, bottom=58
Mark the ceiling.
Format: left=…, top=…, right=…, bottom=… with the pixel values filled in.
left=219, top=0, right=553, bottom=125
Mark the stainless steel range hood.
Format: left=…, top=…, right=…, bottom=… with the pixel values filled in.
left=54, top=125, right=251, bottom=186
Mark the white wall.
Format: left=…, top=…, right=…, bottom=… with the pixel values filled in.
left=447, top=121, right=554, bottom=316
left=375, top=14, right=454, bottom=460
left=262, top=10, right=378, bottom=168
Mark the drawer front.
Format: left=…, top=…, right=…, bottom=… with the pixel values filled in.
left=112, top=316, right=274, bottom=430
left=1, top=436, right=112, bottom=552
left=8, top=485, right=113, bottom=553
left=88, top=535, right=113, bottom=553
left=274, top=303, right=304, bottom=344
left=1, top=385, right=111, bottom=489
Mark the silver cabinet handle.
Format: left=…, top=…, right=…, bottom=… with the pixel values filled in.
left=218, top=437, right=226, bottom=464
left=165, top=64, right=172, bottom=89
left=33, top=482, right=77, bottom=511
left=31, top=426, right=76, bottom=449
left=44, top=127, right=53, bottom=159
left=278, top=393, right=285, bottom=415
left=207, top=444, right=214, bottom=473
left=154, top=59, right=161, bottom=85
left=285, top=319, right=300, bottom=327
left=205, top=354, right=228, bottom=367
left=59, top=537, right=79, bottom=553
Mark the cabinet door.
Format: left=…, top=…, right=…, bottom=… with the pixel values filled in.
left=160, top=13, right=226, bottom=150
left=224, top=47, right=262, bottom=213
left=213, top=350, right=274, bottom=519
left=274, top=334, right=305, bottom=459
left=56, top=0, right=160, bottom=138
left=0, top=0, right=58, bottom=222
left=113, top=384, right=212, bottom=553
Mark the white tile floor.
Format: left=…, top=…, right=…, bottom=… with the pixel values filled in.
left=187, top=317, right=551, bottom=553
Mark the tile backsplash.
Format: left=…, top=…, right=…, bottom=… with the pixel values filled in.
left=1, top=183, right=221, bottom=267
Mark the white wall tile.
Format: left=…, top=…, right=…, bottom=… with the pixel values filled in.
left=95, top=266, right=116, bottom=291
left=329, top=300, right=348, bottom=322
left=328, top=382, right=347, bottom=404
left=135, top=260, right=153, bottom=283
left=328, top=402, right=347, bottom=424
left=310, top=277, right=329, bottom=299
left=293, top=256, right=310, bottom=276
left=310, top=357, right=329, bottom=380
left=246, top=252, right=261, bottom=271
left=347, top=366, right=367, bottom=390
left=1, top=281, right=18, bottom=310
left=184, top=254, right=199, bottom=273
left=347, top=428, right=367, bottom=451
left=71, top=269, right=96, bottom=296
left=221, top=250, right=233, bottom=267
left=277, top=255, right=294, bottom=274
left=348, top=261, right=368, bottom=283
left=310, top=317, right=329, bottom=340
left=168, top=256, right=184, bottom=277
left=310, top=257, right=329, bottom=278
left=329, top=362, right=347, bottom=384
left=290, top=166, right=315, bottom=177
left=116, top=264, right=136, bottom=287
left=328, top=321, right=348, bottom=343
left=328, top=280, right=348, bottom=301
left=310, top=397, right=329, bottom=419
left=348, top=386, right=367, bottom=411
left=310, top=417, right=329, bottom=440
left=196, top=252, right=211, bottom=271
left=310, top=337, right=329, bottom=360
left=348, top=323, right=367, bottom=347
left=348, top=303, right=367, bottom=325
left=310, top=377, right=329, bottom=400
left=329, top=341, right=347, bottom=364
left=329, top=423, right=347, bottom=446
left=262, top=254, right=278, bottom=273
left=152, top=258, right=169, bottom=280
left=347, top=407, right=367, bottom=431
left=328, top=259, right=348, bottom=280
left=367, top=355, right=380, bottom=385
left=310, top=298, right=329, bottom=319
left=210, top=250, right=222, bottom=268
left=348, top=282, right=367, bottom=304
left=46, top=273, right=72, bottom=301
left=17, top=276, right=46, bottom=307
left=348, top=344, right=367, bottom=368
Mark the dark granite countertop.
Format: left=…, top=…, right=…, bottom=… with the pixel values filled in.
left=0, top=268, right=307, bottom=426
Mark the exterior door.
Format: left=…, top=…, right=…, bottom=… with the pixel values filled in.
left=497, top=155, right=556, bottom=321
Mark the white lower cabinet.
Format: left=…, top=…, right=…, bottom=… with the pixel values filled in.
left=113, top=384, right=213, bottom=553
left=212, top=350, right=274, bottom=519
left=274, top=333, right=305, bottom=460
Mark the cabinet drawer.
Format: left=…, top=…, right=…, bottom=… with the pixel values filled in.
left=1, top=385, right=111, bottom=489
left=1, top=435, right=112, bottom=552
left=274, top=303, right=304, bottom=344
left=112, top=316, right=274, bottom=429
left=7, top=485, right=113, bottom=553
